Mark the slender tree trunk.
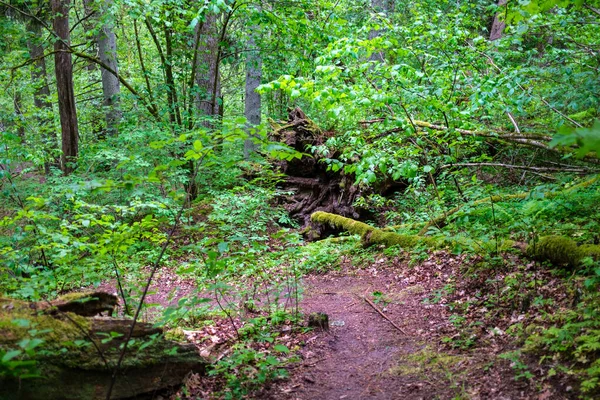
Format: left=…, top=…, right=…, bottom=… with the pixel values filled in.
left=97, top=0, right=121, bottom=135
left=52, top=0, right=79, bottom=174
left=368, top=0, right=388, bottom=62
left=244, top=28, right=262, bottom=159
left=27, top=18, right=58, bottom=173
left=83, top=0, right=122, bottom=136
left=164, top=23, right=181, bottom=127
left=81, top=0, right=98, bottom=71
left=194, top=12, right=221, bottom=127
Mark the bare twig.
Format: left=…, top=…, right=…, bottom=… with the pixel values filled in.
left=440, top=162, right=591, bottom=174
left=362, top=296, right=406, bottom=335
left=105, top=151, right=208, bottom=400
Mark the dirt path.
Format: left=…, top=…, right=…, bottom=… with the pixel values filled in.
left=264, top=258, right=534, bottom=400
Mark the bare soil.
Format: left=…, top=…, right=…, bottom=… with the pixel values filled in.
left=95, top=250, right=574, bottom=399
left=261, top=253, right=560, bottom=400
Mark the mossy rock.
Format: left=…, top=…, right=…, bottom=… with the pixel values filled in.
left=0, top=294, right=206, bottom=400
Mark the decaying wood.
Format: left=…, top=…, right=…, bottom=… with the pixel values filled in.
left=41, top=291, right=118, bottom=316
left=0, top=292, right=206, bottom=400
left=270, top=108, right=364, bottom=235
left=440, top=162, right=592, bottom=174
left=310, top=209, right=600, bottom=268
left=364, top=118, right=599, bottom=164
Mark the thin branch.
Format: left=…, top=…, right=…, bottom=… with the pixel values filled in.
left=104, top=151, right=208, bottom=400
left=362, top=296, right=406, bottom=334
left=585, top=4, right=600, bottom=17
left=506, top=112, right=520, bottom=134
left=70, top=50, right=161, bottom=122
left=133, top=19, right=158, bottom=117
left=441, top=162, right=591, bottom=174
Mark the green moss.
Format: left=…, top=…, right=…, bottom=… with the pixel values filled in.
left=311, top=211, right=374, bottom=236
left=0, top=298, right=89, bottom=348
left=527, top=236, right=583, bottom=268
left=165, top=327, right=186, bottom=341
left=390, top=346, right=466, bottom=378
left=499, top=240, right=516, bottom=251
left=56, top=292, right=96, bottom=302
left=579, top=244, right=600, bottom=260
left=312, top=211, right=437, bottom=250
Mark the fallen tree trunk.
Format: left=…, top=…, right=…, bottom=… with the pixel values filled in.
left=0, top=292, right=206, bottom=400
left=366, top=118, right=600, bottom=165
left=311, top=211, right=600, bottom=268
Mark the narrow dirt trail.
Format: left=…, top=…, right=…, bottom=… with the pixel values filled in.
left=280, top=276, right=418, bottom=399
left=264, top=258, right=532, bottom=400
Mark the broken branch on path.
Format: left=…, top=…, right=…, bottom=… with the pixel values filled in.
left=362, top=295, right=406, bottom=335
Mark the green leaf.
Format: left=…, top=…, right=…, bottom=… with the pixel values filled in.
left=273, top=344, right=289, bottom=353
left=2, top=349, right=22, bottom=362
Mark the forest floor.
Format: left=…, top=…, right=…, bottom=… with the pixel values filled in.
left=95, top=249, right=574, bottom=399
left=260, top=255, right=539, bottom=400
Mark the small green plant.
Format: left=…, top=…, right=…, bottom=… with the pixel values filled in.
left=0, top=319, right=46, bottom=379
left=499, top=350, right=533, bottom=381
left=209, top=343, right=292, bottom=399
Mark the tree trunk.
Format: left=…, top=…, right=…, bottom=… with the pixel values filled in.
left=0, top=293, right=207, bottom=400
left=164, top=23, right=182, bottom=127
left=369, top=0, right=394, bottom=62
left=81, top=0, right=98, bottom=71
left=83, top=0, right=122, bottom=136
left=244, top=27, right=262, bottom=159
left=489, top=0, right=507, bottom=41
left=27, top=19, right=58, bottom=173
left=52, top=0, right=79, bottom=174
left=97, top=0, right=122, bottom=136
left=194, top=12, right=221, bottom=127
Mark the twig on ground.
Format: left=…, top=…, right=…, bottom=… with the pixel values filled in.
left=362, top=296, right=406, bottom=335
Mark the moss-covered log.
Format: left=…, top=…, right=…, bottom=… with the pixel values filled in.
left=0, top=292, right=206, bottom=400
left=312, top=212, right=600, bottom=269
left=526, top=236, right=600, bottom=268
left=311, top=211, right=445, bottom=249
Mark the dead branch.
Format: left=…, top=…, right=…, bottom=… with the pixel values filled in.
left=362, top=296, right=406, bottom=335
left=440, top=162, right=592, bottom=174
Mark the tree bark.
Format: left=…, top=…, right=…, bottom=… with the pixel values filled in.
left=0, top=293, right=206, bottom=400
left=83, top=0, right=122, bottom=136
left=27, top=19, right=58, bottom=173
left=96, top=0, right=122, bottom=136
left=244, top=26, right=262, bottom=159
left=489, top=0, right=507, bottom=41
left=52, top=0, right=79, bottom=174
left=368, top=0, right=386, bottom=62
left=194, top=12, right=221, bottom=127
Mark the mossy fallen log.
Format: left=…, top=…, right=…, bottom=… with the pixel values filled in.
left=0, top=292, right=206, bottom=400
left=311, top=211, right=445, bottom=249
left=312, top=212, right=600, bottom=269
left=527, top=236, right=600, bottom=268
